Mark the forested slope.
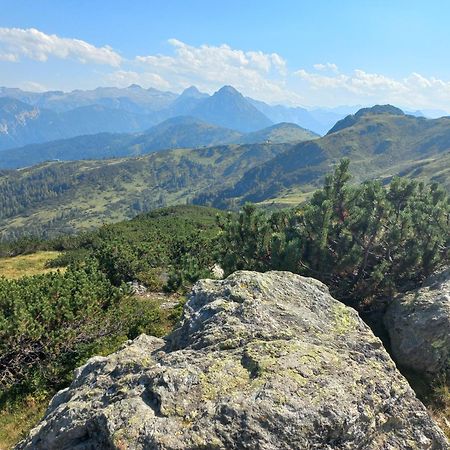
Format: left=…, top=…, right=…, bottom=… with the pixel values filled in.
left=0, top=143, right=291, bottom=238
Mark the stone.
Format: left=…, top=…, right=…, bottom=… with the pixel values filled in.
left=17, top=271, right=449, bottom=449
left=127, top=280, right=148, bottom=296
left=384, top=268, right=450, bottom=378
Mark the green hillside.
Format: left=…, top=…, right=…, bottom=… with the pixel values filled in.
left=239, top=122, right=319, bottom=144
left=1, top=106, right=450, bottom=238
left=0, top=143, right=292, bottom=238
left=0, top=118, right=316, bottom=169
left=0, top=117, right=241, bottom=169
left=201, top=107, right=450, bottom=207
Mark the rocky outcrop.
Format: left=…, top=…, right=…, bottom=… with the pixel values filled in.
left=17, top=271, right=449, bottom=449
left=384, top=268, right=450, bottom=378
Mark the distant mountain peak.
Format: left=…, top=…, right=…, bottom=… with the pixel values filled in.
left=215, top=85, right=241, bottom=96
left=179, top=86, right=207, bottom=99
left=127, top=84, right=143, bottom=90
left=190, top=85, right=273, bottom=132
left=327, top=104, right=406, bottom=135
left=355, top=104, right=405, bottom=118
left=181, top=86, right=200, bottom=95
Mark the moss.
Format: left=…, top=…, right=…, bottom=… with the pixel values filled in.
left=332, top=303, right=357, bottom=334
left=281, top=369, right=308, bottom=386
left=241, top=340, right=329, bottom=387
left=199, top=357, right=250, bottom=401
left=431, top=338, right=447, bottom=349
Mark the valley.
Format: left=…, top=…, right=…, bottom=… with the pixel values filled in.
left=0, top=103, right=449, bottom=239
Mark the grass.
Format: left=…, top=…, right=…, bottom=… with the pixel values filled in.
left=402, top=369, right=450, bottom=440
left=0, top=395, right=49, bottom=450
left=428, top=382, right=450, bottom=440
left=258, top=189, right=313, bottom=208
left=0, top=251, right=62, bottom=279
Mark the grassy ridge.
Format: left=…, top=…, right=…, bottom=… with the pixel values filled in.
left=0, top=144, right=290, bottom=238
left=202, top=111, right=450, bottom=206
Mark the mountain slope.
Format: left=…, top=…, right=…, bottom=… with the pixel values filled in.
left=161, top=86, right=209, bottom=117
left=191, top=86, right=273, bottom=132
left=239, top=122, right=319, bottom=144
left=195, top=106, right=450, bottom=206
left=0, top=143, right=293, bottom=237
left=0, top=119, right=316, bottom=169
left=0, top=98, right=59, bottom=150
left=0, top=98, right=155, bottom=151
left=133, top=116, right=242, bottom=151
left=0, top=114, right=243, bottom=168
left=327, top=105, right=405, bottom=134
left=248, top=98, right=355, bottom=135
left=2, top=104, right=450, bottom=238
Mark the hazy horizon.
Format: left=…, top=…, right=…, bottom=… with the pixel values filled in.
left=1, top=83, right=448, bottom=118
left=1, top=0, right=450, bottom=113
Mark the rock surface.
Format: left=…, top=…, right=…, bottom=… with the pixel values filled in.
left=17, top=271, right=449, bottom=449
left=384, top=268, right=450, bottom=378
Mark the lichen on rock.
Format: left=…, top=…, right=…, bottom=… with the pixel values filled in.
left=17, top=271, right=449, bottom=449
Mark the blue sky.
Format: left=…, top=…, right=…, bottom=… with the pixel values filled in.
left=1, top=0, right=450, bottom=111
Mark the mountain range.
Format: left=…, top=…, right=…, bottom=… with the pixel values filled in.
left=0, top=117, right=318, bottom=169
left=0, top=85, right=352, bottom=153
left=0, top=97, right=155, bottom=151
left=0, top=105, right=449, bottom=238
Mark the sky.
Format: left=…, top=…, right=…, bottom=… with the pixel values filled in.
left=1, top=0, right=450, bottom=111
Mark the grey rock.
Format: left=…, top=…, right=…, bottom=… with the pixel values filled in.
left=127, top=280, right=148, bottom=296
left=17, top=271, right=449, bottom=449
left=384, top=268, right=450, bottom=378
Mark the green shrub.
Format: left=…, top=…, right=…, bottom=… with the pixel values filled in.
left=0, top=260, right=126, bottom=394
left=217, top=160, right=450, bottom=306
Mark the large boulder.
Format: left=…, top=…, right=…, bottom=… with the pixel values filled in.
left=17, top=271, right=449, bottom=449
left=384, top=268, right=450, bottom=378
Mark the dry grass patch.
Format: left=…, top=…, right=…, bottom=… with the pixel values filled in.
left=429, top=383, right=450, bottom=440
left=0, top=251, right=63, bottom=279
left=0, top=395, right=49, bottom=450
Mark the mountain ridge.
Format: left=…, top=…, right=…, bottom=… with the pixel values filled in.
left=1, top=106, right=450, bottom=237
left=200, top=108, right=450, bottom=206
left=0, top=118, right=316, bottom=169
left=0, top=85, right=353, bottom=139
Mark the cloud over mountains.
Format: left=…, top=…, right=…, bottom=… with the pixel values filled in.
left=0, top=27, right=122, bottom=66
left=0, top=27, right=449, bottom=113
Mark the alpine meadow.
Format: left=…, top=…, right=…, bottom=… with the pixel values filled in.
left=0, top=2, right=449, bottom=449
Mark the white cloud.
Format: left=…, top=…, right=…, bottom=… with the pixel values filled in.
left=131, top=39, right=296, bottom=103
left=0, top=27, right=122, bottom=66
left=313, top=62, right=339, bottom=73
left=294, top=67, right=450, bottom=111
left=0, top=52, right=18, bottom=62
left=1, top=28, right=450, bottom=112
